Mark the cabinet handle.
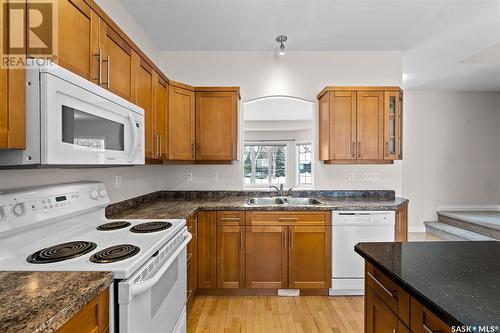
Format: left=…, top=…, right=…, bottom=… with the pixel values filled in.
left=94, top=49, right=103, bottom=85
left=187, top=252, right=192, bottom=263
left=240, top=230, right=243, bottom=249
left=422, top=324, right=439, bottom=333
left=357, top=142, right=361, bottom=158
left=278, top=217, right=299, bottom=221
left=106, top=56, right=111, bottom=89
left=352, top=141, right=356, bottom=158
left=367, top=271, right=394, bottom=298
left=159, top=134, right=163, bottom=158
left=386, top=142, right=389, bottom=157
left=192, top=143, right=195, bottom=159
left=284, top=230, right=287, bottom=249
left=221, top=217, right=240, bottom=221
left=290, top=229, right=294, bottom=249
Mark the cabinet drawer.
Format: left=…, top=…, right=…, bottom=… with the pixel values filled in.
left=247, top=211, right=328, bottom=225
left=365, top=262, right=410, bottom=326
left=217, top=211, right=246, bottom=225
left=411, top=297, right=452, bottom=333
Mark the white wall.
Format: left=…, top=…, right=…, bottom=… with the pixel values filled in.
left=159, top=50, right=403, bottom=192
left=401, top=91, right=500, bottom=231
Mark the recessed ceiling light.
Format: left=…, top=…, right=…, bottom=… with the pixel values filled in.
left=276, top=35, right=287, bottom=56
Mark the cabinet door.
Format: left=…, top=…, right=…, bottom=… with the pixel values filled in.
left=195, top=91, right=237, bottom=161
left=54, top=0, right=99, bottom=82
left=318, top=92, right=331, bottom=160
left=395, top=204, right=408, bottom=242
left=216, top=225, right=245, bottom=288
left=357, top=91, right=384, bottom=160
left=410, top=297, right=453, bottom=333
left=197, top=211, right=216, bottom=289
left=397, top=93, right=403, bottom=160
left=100, top=21, right=133, bottom=101
left=133, top=56, right=154, bottom=160
left=155, top=77, right=168, bottom=159
left=288, top=225, right=330, bottom=289
left=168, top=86, right=195, bottom=160
left=384, top=91, right=399, bottom=160
left=0, top=67, right=25, bottom=149
left=329, top=91, right=357, bottom=160
left=365, top=286, right=399, bottom=333
left=245, top=225, right=288, bottom=289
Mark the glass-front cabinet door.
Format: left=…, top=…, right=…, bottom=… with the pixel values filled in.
left=384, top=91, right=402, bottom=160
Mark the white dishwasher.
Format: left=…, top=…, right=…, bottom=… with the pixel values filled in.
left=330, top=211, right=395, bottom=296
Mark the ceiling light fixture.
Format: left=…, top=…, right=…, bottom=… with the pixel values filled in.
left=276, top=35, right=287, bottom=56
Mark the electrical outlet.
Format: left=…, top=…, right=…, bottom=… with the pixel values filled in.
left=115, top=176, right=122, bottom=189
left=362, top=172, right=380, bottom=181
left=185, top=172, right=193, bottom=182
left=211, top=172, right=218, bottom=182
left=348, top=173, right=355, bottom=182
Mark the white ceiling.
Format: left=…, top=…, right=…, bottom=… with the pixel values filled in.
left=119, top=0, right=500, bottom=90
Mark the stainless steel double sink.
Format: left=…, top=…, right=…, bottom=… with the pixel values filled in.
left=247, top=197, right=323, bottom=206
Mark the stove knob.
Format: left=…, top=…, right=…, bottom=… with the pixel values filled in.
left=0, top=206, right=6, bottom=220
left=98, top=189, right=106, bottom=198
left=12, top=203, right=26, bottom=217
left=90, top=190, right=99, bottom=200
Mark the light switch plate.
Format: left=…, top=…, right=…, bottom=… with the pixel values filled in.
left=186, top=172, right=193, bottom=182
left=362, top=172, right=380, bottom=181
left=115, top=176, right=122, bottom=189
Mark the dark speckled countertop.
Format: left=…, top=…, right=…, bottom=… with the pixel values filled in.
left=355, top=241, right=500, bottom=328
left=0, top=271, right=113, bottom=333
left=107, top=191, right=408, bottom=220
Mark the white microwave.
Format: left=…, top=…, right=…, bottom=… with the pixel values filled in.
left=0, top=60, right=145, bottom=167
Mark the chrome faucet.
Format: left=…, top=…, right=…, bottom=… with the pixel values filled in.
left=269, top=184, right=284, bottom=197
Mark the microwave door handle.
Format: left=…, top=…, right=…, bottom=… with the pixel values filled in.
left=124, top=233, right=192, bottom=301
left=128, top=112, right=138, bottom=163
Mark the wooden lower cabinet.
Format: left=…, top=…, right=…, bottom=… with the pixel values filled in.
left=364, top=260, right=452, bottom=333
left=216, top=225, right=245, bottom=288
left=57, top=288, right=109, bottom=333
left=288, top=225, right=331, bottom=289
left=197, top=211, right=216, bottom=289
left=395, top=203, right=408, bottom=242
left=365, top=286, right=399, bottom=333
left=245, top=225, right=288, bottom=289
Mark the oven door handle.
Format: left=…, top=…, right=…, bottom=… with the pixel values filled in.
left=128, top=111, right=138, bottom=163
left=121, top=233, right=192, bottom=302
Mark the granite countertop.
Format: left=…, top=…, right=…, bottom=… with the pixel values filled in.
left=108, top=195, right=408, bottom=220
left=0, top=271, right=113, bottom=333
left=355, top=241, right=500, bottom=328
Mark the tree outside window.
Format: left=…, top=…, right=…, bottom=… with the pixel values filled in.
left=244, top=144, right=287, bottom=185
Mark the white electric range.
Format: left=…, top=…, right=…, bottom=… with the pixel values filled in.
left=0, top=182, right=191, bottom=333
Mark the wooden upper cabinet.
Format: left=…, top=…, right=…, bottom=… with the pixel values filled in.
left=330, top=91, right=357, bottom=160
left=155, top=77, right=168, bottom=160
left=133, top=55, right=154, bottom=160
left=99, top=21, right=134, bottom=101
left=1, top=1, right=26, bottom=150
left=317, top=87, right=403, bottom=164
left=55, top=0, right=99, bottom=82
left=288, top=225, right=330, bottom=289
left=195, top=90, right=239, bottom=161
left=357, top=91, right=384, bottom=160
left=216, top=225, right=245, bottom=288
left=168, top=84, right=196, bottom=160
left=245, top=225, right=288, bottom=289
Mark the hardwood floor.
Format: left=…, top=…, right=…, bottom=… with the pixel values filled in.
left=187, top=295, right=364, bottom=333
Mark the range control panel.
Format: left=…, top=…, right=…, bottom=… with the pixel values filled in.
left=0, top=182, right=109, bottom=236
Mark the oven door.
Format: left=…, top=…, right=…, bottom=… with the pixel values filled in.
left=118, top=231, right=191, bottom=333
left=41, top=70, right=144, bottom=165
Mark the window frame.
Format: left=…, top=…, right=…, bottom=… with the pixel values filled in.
left=295, top=141, right=313, bottom=187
